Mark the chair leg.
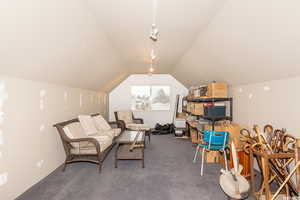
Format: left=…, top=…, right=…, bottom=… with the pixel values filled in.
left=223, top=149, right=228, bottom=171
left=62, top=156, right=70, bottom=172
left=201, top=148, right=205, bottom=176
left=193, top=145, right=200, bottom=163
left=98, top=162, right=102, bottom=174
left=62, top=162, right=67, bottom=172
left=98, top=155, right=102, bottom=174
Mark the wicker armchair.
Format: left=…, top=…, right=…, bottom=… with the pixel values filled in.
left=53, top=114, right=124, bottom=173
left=114, top=111, right=151, bottom=142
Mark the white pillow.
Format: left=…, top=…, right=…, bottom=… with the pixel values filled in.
left=63, top=127, right=74, bottom=139
left=63, top=122, right=87, bottom=138
left=93, top=115, right=112, bottom=131
left=117, top=111, right=133, bottom=124
left=78, top=115, right=98, bottom=136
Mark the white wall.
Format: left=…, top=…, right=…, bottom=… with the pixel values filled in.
left=0, top=76, right=107, bottom=200
left=232, top=76, right=300, bottom=137
left=109, top=74, right=188, bottom=127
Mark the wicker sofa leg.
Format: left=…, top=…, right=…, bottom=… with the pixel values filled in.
left=62, top=156, right=70, bottom=172
left=98, top=154, right=103, bottom=174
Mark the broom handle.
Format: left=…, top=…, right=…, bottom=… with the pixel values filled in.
left=271, top=161, right=300, bottom=200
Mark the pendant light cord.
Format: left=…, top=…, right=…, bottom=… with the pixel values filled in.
left=152, top=0, right=157, bottom=25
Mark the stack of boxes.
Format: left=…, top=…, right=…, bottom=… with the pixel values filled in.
left=189, top=82, right=228, bottom=100
left=185, top=82, right=238, bottom=163
left=187, top=82, right=228, bottom=117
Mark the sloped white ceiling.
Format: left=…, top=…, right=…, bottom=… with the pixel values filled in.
left=0, top=0, right=127, bottom=91
left=86, top=0, right=225, bottom=74
left=172, top=0, right=300, bottom=87
left=2, top=0, right=300, bottom=91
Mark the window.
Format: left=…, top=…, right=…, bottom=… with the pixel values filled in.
left=131, top=86, right=171, bottom=111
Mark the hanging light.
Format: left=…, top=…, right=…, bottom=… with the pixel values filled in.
left=148, top=60, right=154, bottom=75
left=149, top=66, right=154, bottom=73
left=150, top=49, right=157, bottom=60
left=150, top=24, right=159, bottom=42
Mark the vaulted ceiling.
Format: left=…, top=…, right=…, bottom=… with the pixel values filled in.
left=1, top=0, right=300, bottom=91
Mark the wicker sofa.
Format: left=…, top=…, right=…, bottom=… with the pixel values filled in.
left=53, top=114, right=124, bottom=173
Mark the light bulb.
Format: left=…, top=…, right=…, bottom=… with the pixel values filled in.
left=149, top=67, right=154, bottom=73
left=151, top=49, right=157, bottom=60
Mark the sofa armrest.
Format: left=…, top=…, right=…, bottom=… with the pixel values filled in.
left=108, top=121, right=119, bottom=129
left=133, top=118, right=144, bottom=124
left=115, top=120, right=126, bottom=131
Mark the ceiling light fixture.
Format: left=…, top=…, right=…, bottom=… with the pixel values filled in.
left=149, top=66, right=154, bottom=73
left=148, top=62, right=154, bottom=76
left=150, top=49, right=157, bottom=60
left=150, top=24, right=159, bottom=42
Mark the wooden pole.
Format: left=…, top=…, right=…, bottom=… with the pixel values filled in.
left=250, top=149, right=255, bottom=197
left=296, top=139, right=300, bottom=193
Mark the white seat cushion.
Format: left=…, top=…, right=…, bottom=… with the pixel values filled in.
left=70, top=136, right=112, bottom=154
left=78, top=115, right=98, bottom=136
left=93, top=115, right=111, bottom=131
left=91, top=129, right=115, bottom=139
left=126, top=123, right=150, bottom=131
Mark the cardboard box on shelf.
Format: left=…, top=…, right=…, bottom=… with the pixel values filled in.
left=193, top=85, right=208, bottom=98
left=190, top=128, right=199, bottom=144
left=206, top=151, right=219, bottom=163
left=187, top=102, right=194, bottom=113
left=204, top=122, right=243, bottom=149
left=207, top=82, right=228, bottom=98
left=177, top=112, right=188, bottom=119
left=192, top=103, right=204, bottom=115
left=188, top=120, right=199, bottom=128
left=218, top=151, right=225, bottom=166
left=187, top=93, right=194, bottom=99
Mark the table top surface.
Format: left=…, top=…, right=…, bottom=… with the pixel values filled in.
left=116, top=130, right=145, bottom=144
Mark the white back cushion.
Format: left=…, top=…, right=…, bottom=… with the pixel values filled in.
left=63, top=122, right=87, bottom=139
left=63, top=127, right=74, bottom=139
left=78, top=115, right=98, bottom=136
left=117, top=111, right=133, bottom=124
left=93, top=115, right=111, bottom=131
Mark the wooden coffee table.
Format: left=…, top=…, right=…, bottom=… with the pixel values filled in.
left=115, top=130, right=145, bottom=168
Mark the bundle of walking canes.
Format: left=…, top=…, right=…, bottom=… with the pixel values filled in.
left=240, top=124, right=300, bottom=199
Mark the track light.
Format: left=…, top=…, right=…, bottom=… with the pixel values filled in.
left=150, top=24, right=159, bottom=42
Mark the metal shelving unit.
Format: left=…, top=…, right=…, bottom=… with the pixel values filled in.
left=183, top=97, right=233, bottom=130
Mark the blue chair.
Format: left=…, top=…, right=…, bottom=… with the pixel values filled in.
left=198, top=130, right=229, bottom=176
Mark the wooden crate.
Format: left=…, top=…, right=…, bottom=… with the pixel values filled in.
left=229, top=149, right=251, bottom=179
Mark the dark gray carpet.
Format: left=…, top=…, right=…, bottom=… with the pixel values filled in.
left=17, top=135, right=231, bottom=200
